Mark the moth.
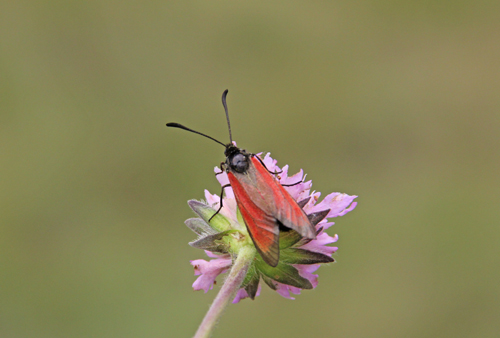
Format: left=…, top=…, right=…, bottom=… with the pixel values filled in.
left=167, top=90, right=316, bottom=266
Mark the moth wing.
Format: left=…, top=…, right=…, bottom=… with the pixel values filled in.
left=228, top=171, right=280, bottom=267
left=250, top=157, right=316, bottom=239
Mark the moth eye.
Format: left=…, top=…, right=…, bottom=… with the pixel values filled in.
left=231, top=154, right=248, bottom=173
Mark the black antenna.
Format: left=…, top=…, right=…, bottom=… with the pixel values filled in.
left=166, top=122, right=226, bottom=147
left=221, top=89, right=232, bottom=143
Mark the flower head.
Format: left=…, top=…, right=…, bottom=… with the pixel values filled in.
left=186, top=153, right=357, bottom=302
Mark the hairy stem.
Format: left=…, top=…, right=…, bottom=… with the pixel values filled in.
left=193, top=246, right=256, bottom=338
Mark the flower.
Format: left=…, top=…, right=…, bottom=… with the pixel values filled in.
left=186, top=153, right=357, bottom=302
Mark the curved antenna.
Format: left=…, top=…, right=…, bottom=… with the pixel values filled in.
left=166, top=122, right=226, bottom=147
left=221, top=89, right=233, bottom=143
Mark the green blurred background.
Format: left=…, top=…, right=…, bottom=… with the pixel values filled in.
left=1, top=1, right=499, bottom=337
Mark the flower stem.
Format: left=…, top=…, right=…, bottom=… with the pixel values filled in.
left=193, top=246, right=256, bottom=338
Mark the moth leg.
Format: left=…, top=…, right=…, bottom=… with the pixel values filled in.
left=209, top=184, right=231, bottom=222
left=215, top=162, right=226, bottom=176
left=253, top=154, right=283, bottom=174
left=281, top=180, right=303, bottom=187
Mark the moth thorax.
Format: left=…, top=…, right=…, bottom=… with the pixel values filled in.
left=229, top=153, right=249, bottom=173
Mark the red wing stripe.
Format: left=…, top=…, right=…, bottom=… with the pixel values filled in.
left=228, top=171, right=280, bottom=267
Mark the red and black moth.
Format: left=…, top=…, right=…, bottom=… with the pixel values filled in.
left=167, top=90, right=317, bottom=267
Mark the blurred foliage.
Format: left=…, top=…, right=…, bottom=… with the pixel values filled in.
left=1, top=1, right=499, bottom=337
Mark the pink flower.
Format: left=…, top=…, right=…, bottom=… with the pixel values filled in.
left=186, top=153, right=357, bottom=302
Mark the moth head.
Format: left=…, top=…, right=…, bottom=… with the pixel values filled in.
left=225, top=145, right=249, bottom=173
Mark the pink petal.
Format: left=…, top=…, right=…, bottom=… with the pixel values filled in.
left=204, top=250, right=225, bottom=258
left=203, top=190, right=238, bottom=223
left=338, top=201, right=357, bottom=216
left=278, top=165, right=290, bottom=181
left=275, top=284, right=296, bottom=300
left=273, top=264, right=322, bottom=300
left=232, top=289, right=249, bottom=303
left=302, top=192, right=321, bottom=213
left=281, top=169, right=313, bottom=201
left=262, top=153, right=278, bottom=172
left=232, top=284, right=262, bottom=303
left=309, top=193, right=357, bottom=218
left=204, top=190, right=220, bottom=207
left=220, top=198, right=238, bottom=223
left=213, top=168, right=235, bottom=199
left=190, top=257, right=232, bottom=293
left=301, top=233, right=339, bottom=255
left=295, top=264, right=320, bottom=288
left=318, top=221, right=335, bottom=231
left=288, top=286, right=303, bottom=295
